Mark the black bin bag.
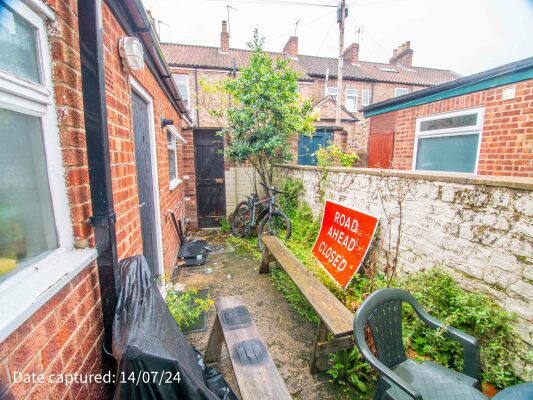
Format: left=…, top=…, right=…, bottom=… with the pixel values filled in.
left=112, top=255, right=237, bottom=400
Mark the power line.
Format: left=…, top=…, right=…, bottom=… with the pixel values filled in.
left=208, top=0, right=337, bottom=7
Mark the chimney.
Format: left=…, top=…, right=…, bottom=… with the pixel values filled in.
left=389, top=41, right=413, bottom=67
left=220, top=20, right=229, bottom=53
left=282, top=36, right=298, bottom=58
left=343, top=43, right=359, bottom=64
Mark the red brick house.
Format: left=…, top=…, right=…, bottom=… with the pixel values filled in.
left=160, top=22, right=459, bottom=225
left=363, top=57, right=533, bottom=177
left=0, top=0, right=194, bottom=398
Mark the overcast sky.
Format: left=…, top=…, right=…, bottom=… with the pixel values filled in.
left=141, top=0, right=533, bottom=76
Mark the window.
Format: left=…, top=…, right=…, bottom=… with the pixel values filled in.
left=344, top=89, right=357, bottom=112
left=0, top=1, right=68, bottom=282
left=166, top=125, right=185, bottom=190
left=326, top=87, right=338, bottom=100
left=0, top=0, right=96, bottom=341
left=413, top=108, right=484, bottom=173
left=167, top=131, right=179, bottom=189
left=394, top=88, right=409, bottom=97
left=377, top=66, right=398, bottom=73
left=362, top=89, right=370, bottom=106
left=173, top=74, right=189, bottom=106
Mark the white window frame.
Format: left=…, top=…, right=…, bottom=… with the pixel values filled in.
left=173, top=74, right=190, bottom=106
left=0, top=0, right=96, bottom=343
left=362, top=89, right=370, bottom=106
left=394, top=87, right=409, bottom=97
left=326, top=86, right=338, bottom=100
left=412, top=107, right=485, bottom=174
left=345, top=88, right=358, bottom=112
left=166, top=124, right=186, bottom=190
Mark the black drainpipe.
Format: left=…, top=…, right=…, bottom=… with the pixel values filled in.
left=78, top=0, right=120, bottom=377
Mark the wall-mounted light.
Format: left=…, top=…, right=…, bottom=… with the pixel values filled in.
left=161, top=118, right=174, bottom=128
left=118, top=37, right=144, bottom=72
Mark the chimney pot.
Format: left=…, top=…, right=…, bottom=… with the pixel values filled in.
left=389, top=41, right=413, bottom=67
left=282, top=36, right=298, bottom=57
left=220, top=20, right=229, bottom=53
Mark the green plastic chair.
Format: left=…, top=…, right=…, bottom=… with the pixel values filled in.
left=354, top=288, right=488, bottom=400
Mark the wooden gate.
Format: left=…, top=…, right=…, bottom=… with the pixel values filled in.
left=368, top=132, right=394, bottom=169
left=131, top=91, right=159, bottom=276
left=194, top=130, right=226, bottom=228
left=298, top=129, right=333, bottom=166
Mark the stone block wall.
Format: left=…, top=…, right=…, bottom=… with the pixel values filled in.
left=275, top=165, right=533, bottom=350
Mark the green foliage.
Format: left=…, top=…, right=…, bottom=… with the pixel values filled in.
left=227, top=235, right=261, bottom=260
left=216, top=31, right=315, bottom=186
left=220, top=216, right=231, bottom=233
left=327, top=348, right=375, bottom=396
left=400, top=267, right=528, bottom=389
left=316, top=144, right=359, bottom=168
left=165, top=289, right=213, bottom=330
left=271, top=268, right=319, bottom=324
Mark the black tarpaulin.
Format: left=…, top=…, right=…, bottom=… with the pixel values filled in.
left=112, top=255, right=236, bottom=400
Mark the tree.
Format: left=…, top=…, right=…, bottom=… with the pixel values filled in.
left=203, top=30, right=315, bottom=187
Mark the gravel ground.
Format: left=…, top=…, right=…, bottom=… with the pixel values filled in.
left=172, top=231, right=352, bottom=400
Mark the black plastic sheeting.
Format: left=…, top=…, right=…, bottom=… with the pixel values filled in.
left=112, top=255, right=237, bottom=400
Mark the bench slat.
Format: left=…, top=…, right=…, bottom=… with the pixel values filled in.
left=215, top=296, right=291, bottom=400
left=261, top=236, right=354, bottom=338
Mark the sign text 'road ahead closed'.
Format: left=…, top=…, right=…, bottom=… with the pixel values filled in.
left=312, top=201, right=379, bottom=288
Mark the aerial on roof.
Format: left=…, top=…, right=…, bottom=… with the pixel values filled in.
left=161, top=42, right=460, bottom=86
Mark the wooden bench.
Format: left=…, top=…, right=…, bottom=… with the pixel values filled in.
left=205, top=296, right=291, bottom=400
left=260, top=235, right=354, bottom=373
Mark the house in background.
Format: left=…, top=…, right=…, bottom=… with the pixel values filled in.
left=0, top=0, right=193, bottom=398
left=363, top=57, right=533, bottom=177
left=161, top=21, right=459, bottom=226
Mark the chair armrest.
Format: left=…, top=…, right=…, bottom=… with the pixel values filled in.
left=358, top=347, right=423, bottom=400
left=415, top=309, right=481, bottom=383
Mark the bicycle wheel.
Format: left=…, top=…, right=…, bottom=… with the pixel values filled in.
left=231, top=201, right=251, bottom=238
left=258, top=211, right=292, bottom=250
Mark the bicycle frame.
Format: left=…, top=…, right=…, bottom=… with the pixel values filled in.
left=246, top=191, right=276, bottom=228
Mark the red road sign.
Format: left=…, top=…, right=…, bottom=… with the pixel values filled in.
left=312, top=200, right=379, bottom=288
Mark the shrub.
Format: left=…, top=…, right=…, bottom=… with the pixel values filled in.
left=316, top=144, right=359, bottom=168
left=400, top=267, right=528, bottom=389
left=165, top=288, right=213, bottom=330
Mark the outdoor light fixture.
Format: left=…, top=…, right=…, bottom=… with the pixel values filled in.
left=118, top=37, right=144, bottom=72
left=161, top=118, right=174, bottom=128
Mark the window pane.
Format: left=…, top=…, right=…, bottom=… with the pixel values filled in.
left=327, top=87, right=338, bottom=99
left=0, top=108, right=57, bottom=279
left=362, top=90, right=370, bottom=106
left=173, top=74, right=188, bottom=84
left=345, top=96, right=356, bottom=112
left=167, top=133, right=176, bottom=180
left=416, top=134, right=479, bottom=173
left=0, top=5, right=41, bottom=83
left=395, top=88, right=409, bottom=97
left=420, top=113, right=478, bottom=132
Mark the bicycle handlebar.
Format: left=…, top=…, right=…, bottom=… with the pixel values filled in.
left=259, top=182, right=286, bottom=195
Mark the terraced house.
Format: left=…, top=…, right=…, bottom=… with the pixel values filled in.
left=161, top=22, right=459, bottom=225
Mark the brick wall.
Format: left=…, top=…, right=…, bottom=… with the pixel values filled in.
left=102, top=3, right=192, bottom=273
left=0, top=1, right=196, bottom=399
left=0, top=263, right=106, bottom=400
left=392, top=79, right=533, bottom=177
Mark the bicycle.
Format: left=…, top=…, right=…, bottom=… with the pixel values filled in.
left=231, top=182, right=292, bottom=250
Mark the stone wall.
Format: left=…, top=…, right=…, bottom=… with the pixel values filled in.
left=275, top=165, right=533, bottom=349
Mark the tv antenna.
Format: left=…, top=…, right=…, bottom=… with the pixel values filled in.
left=294, top=18, right=301, bottom=36
left=227, top=5, right=239, bottom=36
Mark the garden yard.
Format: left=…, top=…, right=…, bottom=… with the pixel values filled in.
left=165, top=178, right=530, bottom=399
